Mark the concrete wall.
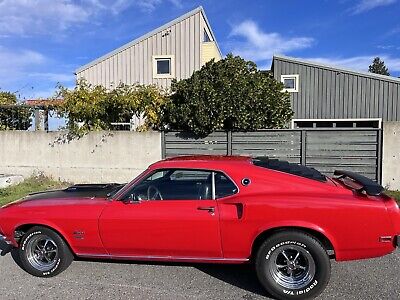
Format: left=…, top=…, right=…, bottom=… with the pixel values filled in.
left=1, top=128, right=397, bottom=189
left=0, top=131, right=162, bottom=184
left=383, top=122, right=400, bottom=190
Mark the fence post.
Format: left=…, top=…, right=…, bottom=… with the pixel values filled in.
left=227, top=131, right=232, bottom=156
left=161, top=131, right=166, bottom=159
left=300, top=130, right=306, bottom=165
left=377, top=129, right=383, bottom=184
left=34, top=109, right=40, bottom=131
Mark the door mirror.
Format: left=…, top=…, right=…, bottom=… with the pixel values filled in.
left=124, top=193, right=139, bottom=204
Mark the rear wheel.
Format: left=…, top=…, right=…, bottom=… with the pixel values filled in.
left=13, top=226, right=73, bottom=277
left=255, top=231, right=331, bottom=299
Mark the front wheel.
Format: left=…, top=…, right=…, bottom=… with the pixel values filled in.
left=255, top=231, right=331, bottom=300
left=13, top=226, right=74, bottom=277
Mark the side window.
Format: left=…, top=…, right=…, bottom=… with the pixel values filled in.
left=170, top=170, right=210, bottom=181
left=126, top=169, right=213, bottom=201
left=215, top=172, right=238, bottom=199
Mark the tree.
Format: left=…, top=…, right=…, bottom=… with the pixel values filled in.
left=0, top=91, right=17, bottom=105
left=0, top=91, right=32, bottom=130
left=162, top=54, right=293, bottom=136
left=56, top=79, right=169, bottom=135
left=368, top=57, right=390, bottom=76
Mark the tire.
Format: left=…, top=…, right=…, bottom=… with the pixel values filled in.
left=13, top=226, right=74, bottom=277
left=255, top=230, right=331, bottom=300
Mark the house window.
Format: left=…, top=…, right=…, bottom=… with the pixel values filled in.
left=203, top=29, right=211, bottom=42
left=152, top=55, right=175, bottom=79
left=281, top=74, right=299, bottom=92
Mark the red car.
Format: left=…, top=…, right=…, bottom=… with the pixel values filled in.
left=0, top=155, right=399, bottom=299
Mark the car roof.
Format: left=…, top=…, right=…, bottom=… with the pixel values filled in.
left=152, top=155, right=327, bottom=183
left=151, top=155, right=252, bottom=169
left=162, top=155, right=252, bottom=162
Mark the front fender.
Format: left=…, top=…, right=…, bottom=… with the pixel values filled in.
left=11, top=220, right=75, bottom=251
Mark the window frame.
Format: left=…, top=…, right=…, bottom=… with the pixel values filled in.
left=152, top=55, right=175, bottom=79
left=281, top=74, right=299, bottom=93
left=120, top=168, right=239, bottom=202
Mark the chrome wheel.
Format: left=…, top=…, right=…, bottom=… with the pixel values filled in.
left=26, top=235, right=59, bottom=272
left=268, top=245, right=316, bottom=290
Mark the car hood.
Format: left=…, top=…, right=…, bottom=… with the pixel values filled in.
left=1, top=183, right=125, bottom=209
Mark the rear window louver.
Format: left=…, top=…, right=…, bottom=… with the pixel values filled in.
left=252, top=157, right=327, bottom=182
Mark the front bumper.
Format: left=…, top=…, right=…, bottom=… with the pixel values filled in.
left=0, top=233, right=15, bottom=256
left=0, top=233, right=12, bottom=245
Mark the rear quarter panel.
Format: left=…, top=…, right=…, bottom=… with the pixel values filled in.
left=218, top=165, right=396, bottom=261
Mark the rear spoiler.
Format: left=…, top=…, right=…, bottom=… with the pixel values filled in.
left=333, top=170, right=384, bottom=196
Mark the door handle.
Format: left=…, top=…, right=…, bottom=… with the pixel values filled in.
left=197, top=206, right=215, bottom=213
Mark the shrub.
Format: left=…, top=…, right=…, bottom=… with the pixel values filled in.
left=56, top=79, right=169, bottom=135
left=0, top=91, right=32, bottom=130
left=161, top=54, right=293, bottom=136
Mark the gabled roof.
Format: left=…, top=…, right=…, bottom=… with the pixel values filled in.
left=76, top=6, right=222, bottom=74
left=272, top=55, right=400, bottom=84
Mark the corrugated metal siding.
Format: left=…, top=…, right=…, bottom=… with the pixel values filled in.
left=76, top=11, right=206, bottom=89
left=305, top=130, right=379, bottom=180
left=164, top=132, right=228, bottom=157
left=163, top=129, right=382, bottom=181
left=231, top=131, right=301, bottom=163
left=274, top=58, right=400, bottom=121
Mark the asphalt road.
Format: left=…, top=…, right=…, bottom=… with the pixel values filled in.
left=0, top=239, right=399, bottom=300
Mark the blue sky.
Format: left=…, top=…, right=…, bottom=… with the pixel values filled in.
left=0, top=0, right=399, bottom=100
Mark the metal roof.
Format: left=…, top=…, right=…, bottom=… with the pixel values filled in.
left=76, top=6, right=222, bottom=74
left=273, top=55, right=400, bottom=84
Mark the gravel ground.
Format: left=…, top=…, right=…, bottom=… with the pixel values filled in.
left=0, top=239, right=399, bottom=300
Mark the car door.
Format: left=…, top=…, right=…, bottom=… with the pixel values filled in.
left=98, top=169, right=223, bottom=258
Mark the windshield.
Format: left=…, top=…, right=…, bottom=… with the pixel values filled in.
left=111, top=168, right=152, bottom=199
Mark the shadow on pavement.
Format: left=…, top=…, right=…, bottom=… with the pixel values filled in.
left=75, top=256, right=273, bottom=299
left=0, top=238, right=9, bottom=251
left=1, top=238, right=272, bottom=298
left=195, top=263, right=272, bottom=298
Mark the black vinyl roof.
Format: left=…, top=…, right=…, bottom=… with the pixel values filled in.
left=252, top=157, right=327, bottom=182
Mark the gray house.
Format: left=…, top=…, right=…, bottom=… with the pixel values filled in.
left=76, top=6, right=222, bottom=89
left=272, top=55, right=400, bottom=129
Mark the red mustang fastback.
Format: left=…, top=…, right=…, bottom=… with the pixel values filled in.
left=0, top=155, right=399, bottom=299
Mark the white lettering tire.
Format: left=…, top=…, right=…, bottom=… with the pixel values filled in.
left=13, top=226, right=74, bottom=277
left=255, top=230, right=331, bottom=299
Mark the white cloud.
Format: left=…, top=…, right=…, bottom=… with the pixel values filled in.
left=0, top=0, right=182, bottom=35
left=0, top=47, right=44, bottom=92
left=0, top=0, right=92, bottom=35
left=351, top=0, right=397, bottom=14
left=229, top=20, right=314, bottom=64
left=110, top=0, right=182, bottom=13
left=0, top=46, right=46, bottom=68
left=0, top=46, right=74, bottom=95
left=26, top=87, right=60, bottom=99
left=303, top=55, right=400, bottom=73
left=28, top=72, right=75, bottom=83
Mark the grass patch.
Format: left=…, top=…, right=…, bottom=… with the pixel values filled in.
left=386, top=190, right=400, bottom=203
left=0, top=175, right=69, bottom=206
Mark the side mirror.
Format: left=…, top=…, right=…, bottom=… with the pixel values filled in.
left=124, top=193, right=139, bottom=204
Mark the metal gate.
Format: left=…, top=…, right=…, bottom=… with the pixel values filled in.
left=162, top=129, right=382, bottom=182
